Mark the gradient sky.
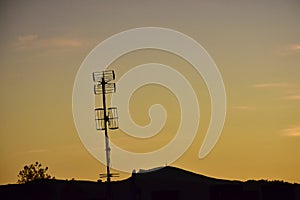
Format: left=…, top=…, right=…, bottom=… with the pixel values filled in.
left=0, top=0, right=300, bottom=184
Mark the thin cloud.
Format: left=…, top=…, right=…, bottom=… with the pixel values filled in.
left=22, top=149, right=50, bottom=154
left=232, top=106, right=256, bottom=111
left=253, top=82, right=300, bottom=101
left=27, top=149, right=50, bottom=153
left=252, top=83, right=293, bottom=88
left=290, top=44, right=300, bottom=51
left=281, top=125, right=300, bottom=137
left=18, top=34, right=38, bottom=43
left=275, top=44, right=300, bottom=56
left=282, top=95, right=300, bottom=100
left=15, top=34, right=88, bottom=50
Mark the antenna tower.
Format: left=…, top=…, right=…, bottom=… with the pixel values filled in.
left=92, top=70, right=119, bottom=183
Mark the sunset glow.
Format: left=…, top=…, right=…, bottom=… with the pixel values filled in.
left=0, top=0, right=299, bottom=185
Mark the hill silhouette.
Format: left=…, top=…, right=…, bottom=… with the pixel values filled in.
left=1, top=166, right=299, bottom=200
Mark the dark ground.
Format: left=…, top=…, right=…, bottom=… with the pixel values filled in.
left=1, top=166, right=299, bottom=200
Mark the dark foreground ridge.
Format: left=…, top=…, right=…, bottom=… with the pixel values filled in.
left=1, top=166, right=299, bottom=200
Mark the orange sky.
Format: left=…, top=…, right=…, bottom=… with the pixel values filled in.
left=0, top=0, right=300, bottom=184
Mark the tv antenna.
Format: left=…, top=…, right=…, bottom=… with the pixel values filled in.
left=92, top=70, right=119, bottom=183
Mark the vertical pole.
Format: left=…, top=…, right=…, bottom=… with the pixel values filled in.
left=101, top=77, right=111, bottom=183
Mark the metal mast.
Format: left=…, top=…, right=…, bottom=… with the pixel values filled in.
left=92, top=70, right=119, bottom=183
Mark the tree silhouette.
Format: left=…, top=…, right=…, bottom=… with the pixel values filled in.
left=17, top=161, right=54, bottom=184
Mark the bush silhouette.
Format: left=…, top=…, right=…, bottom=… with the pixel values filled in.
left=17, top=161, right=54, bottom=184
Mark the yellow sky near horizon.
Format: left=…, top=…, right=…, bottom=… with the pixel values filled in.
left=0, top=0, right=300, bottom=184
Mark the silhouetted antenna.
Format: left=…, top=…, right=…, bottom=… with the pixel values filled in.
left=92, top=70, right=119, bottom=183
left=99, top=173, right=120, bottom=179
